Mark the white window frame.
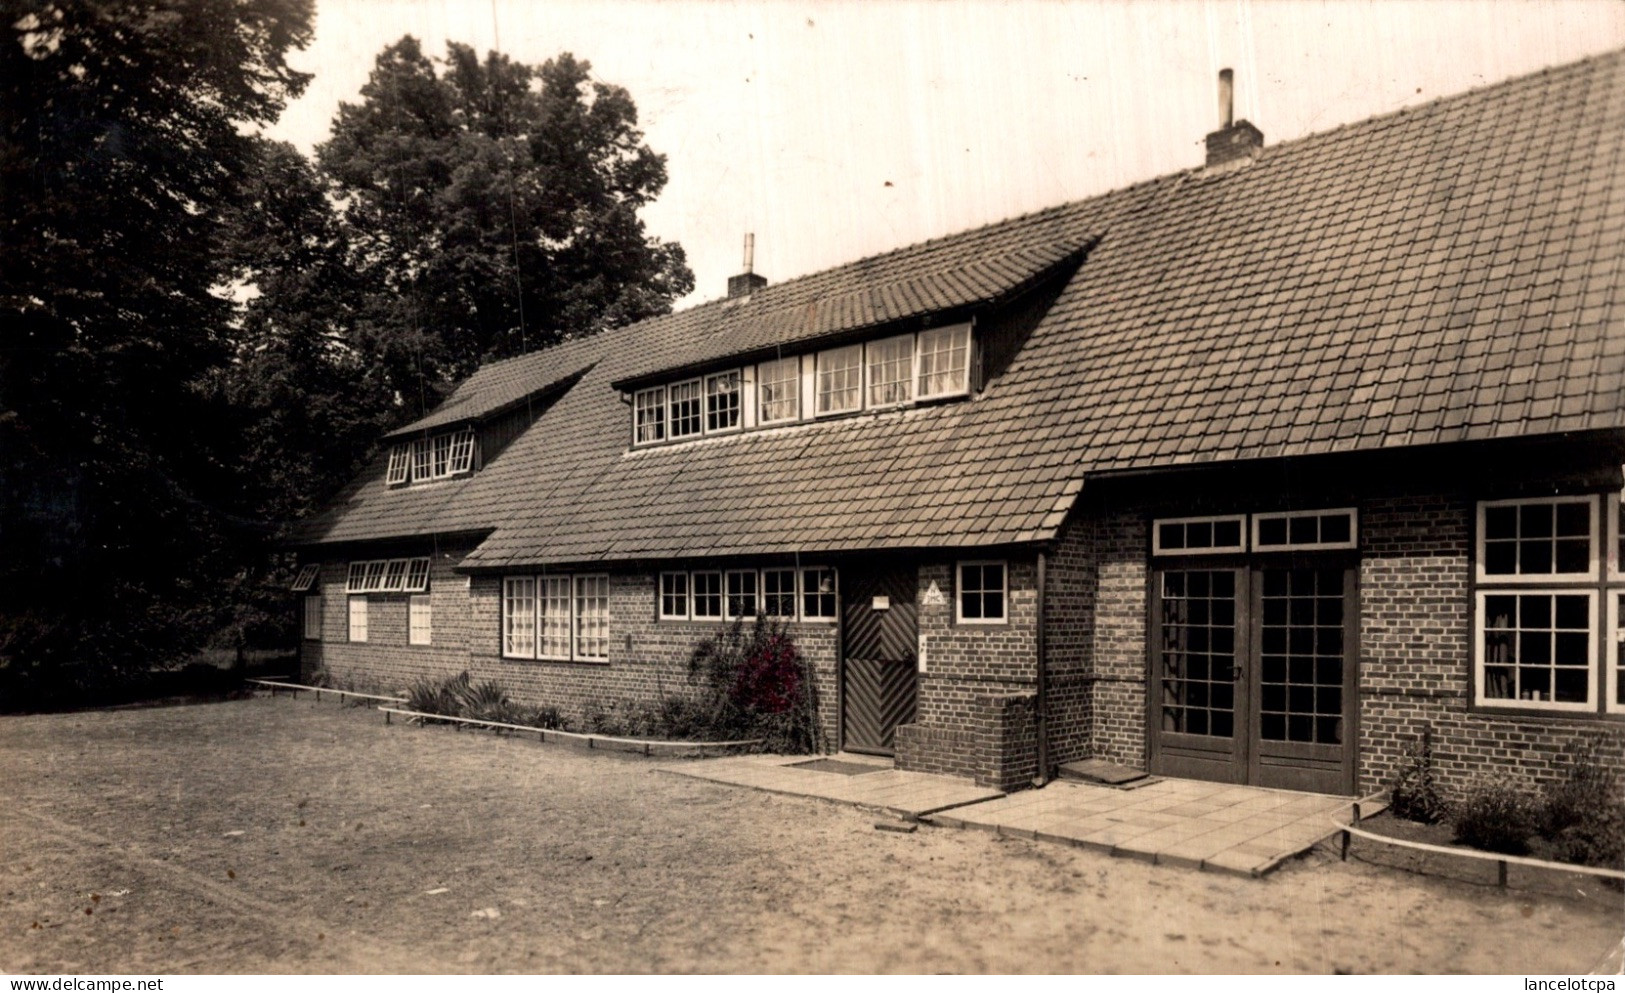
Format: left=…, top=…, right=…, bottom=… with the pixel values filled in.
left=411, top=437, right=431, bottom=481
left=956, top=560, right=1008, bottom=625
left=634, top=386, right=666, bottom=445
left=345, top=561, right=367, bottom=592
left=572, top=574, right=611, bottom=660
left=502, top=577, right=537, bottom=658
left=347, top=596, right=368, bottom=643
left=916, top=323, right=972, bottom=400
left=659, top=572, right=690, bottom=620
left=386, top=445, right=410, bottom=485
left=1251, top=508, right=1359, bottom=552
left=1151, top=515, right=1249, bottom=556
left=1475, top=496, right=1599, bottom=584
left=705, top=371, right=743, bottom=434
left=538, top=576, right=574, bottom=661
left=380, top=558, right=408, bottom=592
left=1608, top=492, right=1622, bottom=583
left=1608, top=590, right=1623, bottom=715
left=291, top=564, right=320, bottom=592
left=865, top=333, right=915, bottom=408
left=447, top=428, right=476, bottom=474
left=668, top=379, right=703, bottom=439
left=725, top=569, right=760, bottom=621
left=408, top=594, right=432, bottom=646
left=691, top=571, right=724, bottom=619
left=302, top=595, right=323, bottom=641
left=799, top=567, right=838, bottom=622
left=1473, top=589, right=1597, bottom=713
left=816, top=344, right=863, bottom=416
left=360, top=560, right=387, bottom=592
left=402, top=557, right=431, bottom=593
left=757, top=356, right=801, bottom=425
left=762, top=568, right=798, bottom=619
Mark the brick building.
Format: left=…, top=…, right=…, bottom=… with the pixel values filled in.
left=292, top=50, right=1625, bottom=796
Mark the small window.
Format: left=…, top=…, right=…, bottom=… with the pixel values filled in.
left=866, top=334, right=914, bottom=407
left=669, top=379, right=703, bottom=439
left=408, top=594, right=432, bottom=646
left=1253, top=509, right=1358, bottom=551
left=757, top=357, right=801, bottom=424
left=432, top=432, right=453, bottom=478
left=1609, top=592, right=1624, bottom=714
left=1477, top=497, right=1597, bottom=582
left=411, top=437, right=432, bottom=481
left=706, top=372, right=742, bottom=433
left=291, top=564, right=320, bottom=592
left=403, top=557, right=431, bottom=593
left=361, top=560, right=387, bottom=592
left=447, top=429, right=475, bottom=474
left=659, top=572, right=690, bottom=619
left=763, top=568, right=797, bottom=618
left=1610, top=492, right=1623, bottom=582
left=539, top=576, right=573, bottom=660
left=502, top=577, right=537, bottom=658
left=800, top=567, right=837, bottom=621
left=816, top=344, right=863, bottom=415
left=386, top=445, right=410, bottom=485
left=634, top=387, right=666, bottom=444
left=347, top=596, right=368, bottom=642
left=573, top=575, right=610, bottom=660
left=381, top=559, right=408, bottom=592
left=345, top=561, right=368, bottom=593
left=917, top=324, right=971, bottom=399
left=1477, top=590, right=1595, bottom=711
left=1152, top=516, right=1247, bottom=556
left=725, top=569, right=759, bottom=620
left=302, top=595, right=323, bottom=641
left=692, top=571, right=723, bottom=619
left=957, top=561, right=1007, bottom=624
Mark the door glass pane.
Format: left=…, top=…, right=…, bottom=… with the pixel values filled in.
left=1259, top=567, right=1344, bottom=743
left=1160, top=570, right=1237, bottom=737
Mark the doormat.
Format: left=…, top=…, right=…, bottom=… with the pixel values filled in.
left=791, top=758, right=888, bottom=776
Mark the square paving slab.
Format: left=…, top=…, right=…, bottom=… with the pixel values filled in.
left=659, top=754, right=1004, bottom=818
left=930, top=778, right=1383, bottom=877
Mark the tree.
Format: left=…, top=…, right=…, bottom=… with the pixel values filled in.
left=316, top=37, right=693, bottom=409
left=0, top=0, right=314, bottom=704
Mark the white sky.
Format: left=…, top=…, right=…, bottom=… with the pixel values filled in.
left=266, top=0, right=1625, bottom=311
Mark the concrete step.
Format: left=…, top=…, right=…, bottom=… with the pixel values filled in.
left=1056, top=758, right=1150, bottom=787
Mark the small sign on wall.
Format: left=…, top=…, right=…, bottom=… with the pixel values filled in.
left=917, top=634, right=928, bottom=673
left=922, top=580, right=946, bottom=607
left=871, top=595, right=890, bottom=611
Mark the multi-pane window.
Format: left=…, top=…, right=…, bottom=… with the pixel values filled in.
left=574, top=575, right=610, bottom=660
left=291, top=564, right=320, bottom=592
left=692, top=572, right=724, bottom=619
left=1158, top=569, right=1237, bottom=738
left=345, top=558, right=430, bottom=593
left=816, top=344, right=863, bottom=415
left=1153, top=516, right=1247, bottom=556
left=431, top=432, right=453, bottom=477
left=403, top=558, right=431, bottom=592
left=408, top=594, right=432, bottom=646
left=1258, top=568, right=1346, bottom=743
left=866, top=334, right=914, bottom=407
left=386, top=445, right=410, bottom=485
left=801, top=568, right=837, bottom=620
left=1609, top=592, right=1624, bottom=714
left=917, top=324, right=972, bottom=398
left=1479, top=592, right=1594, bottom=709
left=762, top=568, right=797, bottom=617
left=303, top=595, right=323, bottom=641
left=957, top=561, right=1007, bottom=623
left=726, top=569, right=759, bottom=620
left=411, top=438, right=432, bottom=481
left=659, top=572, right=690, bottom=619
left=706, top=372, right=742, bottom=433
left=539, top=576, right=573, bottom=659
left=1254, top=509, right=1357, bottom=551
left=634, top=387, right=666, bottom=444
left=1479, top=497, right=1596, bottom=580
left=502, top=577, right=536, bottom=657
left=361, top=560, right=387, bottom=592
left=447, top=429, right=475, bottom=474
left=381, top=559, right=408, bottom=592
left=669, top=380, right=703, bottom=439
left=757, top=357, right=801, bottom=424
left=347, top=596, right=368, bottom=642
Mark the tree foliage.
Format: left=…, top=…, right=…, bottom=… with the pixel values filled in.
left=0, top=0, right=314, bottom=703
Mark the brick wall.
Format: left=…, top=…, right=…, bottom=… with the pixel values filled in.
left=1090, top=511, right=1150, bottom=768
left=1044, top=513, right=1096, bottom=766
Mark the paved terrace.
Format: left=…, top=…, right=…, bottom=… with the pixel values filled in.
left=667, top=756, right=1380, bottom=877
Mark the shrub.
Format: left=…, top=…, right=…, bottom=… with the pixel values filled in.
left=523, top=704, right=569, bottom=731
left=1452, top=778, right=1539, bottom=855
left=407, top=671, right=469, bottom=717
left=1389, top=731, right=1447, bottom=824
left=687, top=617, right=820, bottom=752
left=1535, top=741, right=1624, bottom=871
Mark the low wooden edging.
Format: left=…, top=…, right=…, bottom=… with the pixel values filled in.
left=376, top=706, right=765, bottom=757
left=1334, top=797, right=1625, bottom=887
left=249, top=679, right=407, bottom=706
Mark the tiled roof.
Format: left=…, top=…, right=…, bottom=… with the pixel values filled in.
left=294, top=48, right=1625, bottom=566
left=382, top=352, right=596, bottom=439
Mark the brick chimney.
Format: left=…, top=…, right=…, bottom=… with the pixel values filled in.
left=1205, top=68, right=1263, bottom=168
left=727, top=233, right=767, bottom=298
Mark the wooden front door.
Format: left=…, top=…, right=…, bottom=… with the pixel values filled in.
left=1150, top=560, right=1357, bottom=794
left=841, top=565, right=918, bottom=755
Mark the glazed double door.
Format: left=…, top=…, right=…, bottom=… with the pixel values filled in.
left=1149, top=561, right=1357, bottom=795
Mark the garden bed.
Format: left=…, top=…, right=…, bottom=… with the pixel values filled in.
left=377, top=705, right=764, bottom=757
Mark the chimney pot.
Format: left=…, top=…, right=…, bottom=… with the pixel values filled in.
left=728, top=232, right=767, bottom=298
left=1218, top=68, right=1234, bottom=129
left=1203, top=69, right=1262, bottom=168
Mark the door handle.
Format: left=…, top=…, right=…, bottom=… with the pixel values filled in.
left=1231, top=664, right=1244, bottom=681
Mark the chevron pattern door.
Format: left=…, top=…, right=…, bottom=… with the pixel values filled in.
left=841, top=565, right=918, bottom=755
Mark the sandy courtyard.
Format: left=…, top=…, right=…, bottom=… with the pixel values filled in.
left=1, top=695, right=1618, bottom=974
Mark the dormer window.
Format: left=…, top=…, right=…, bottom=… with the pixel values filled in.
left=629, top=321, right=974, bottom=448
left=388, top=427, right=476, bottom=486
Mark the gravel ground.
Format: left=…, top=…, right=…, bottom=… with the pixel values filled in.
left=1, top=695, right=1619, bottom=974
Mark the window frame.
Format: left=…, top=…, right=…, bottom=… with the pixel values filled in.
left=1151, top=515, right=1249, bottom=557
left=799, top=567, right=838, bottom=622
left=761, top=567, right=798, bottom=619
left=1251, top=508, right=1359, bottom=552
left=1475, top=495, right=1599, bottom=585
left=864, top=333, right=916, bottom=408
left=302, top=594, right=323, bottom=641
left=1608, top=590, right=1623, bottom=715
left=1608, top=492, right=1623, bottom=583
left=537, top=575, right=574, bottom=661
left=402, top=557, right=431, bottom=593
left=916, top=323, right=973, bottom=400
left=291, top=563, right=320, bottom=592
left=691, top=571, right=724, bottom=619
left=756, top=356, right=801, bottom=425
left=1472, top=588, right=1598, bottom=714
left=347, top=595, right=368, bottom=643
left=668, top=378, right=704, bottom=440
left=956, top=560, right=1009, bottom=625
left=659, top=571, right=690, bottom=620
left=633, top=386, right=666, bottom=445
left=380, top=558, right=408, bottom=592
left=815, top=344, right=864, bottom=416
left=386, top=445, right=410, bottom=485
left=724, top=568, right=760, bottom=621
left=408, top=593, right=432, bottom=646
left=705, top=370, right=743, bottom=435
left=501, top=577, right=537, bottom=659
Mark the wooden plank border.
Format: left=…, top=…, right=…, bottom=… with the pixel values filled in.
left=376, top=707, right=765, bottom=757
left=1333, top=812, right=1625, bottom=885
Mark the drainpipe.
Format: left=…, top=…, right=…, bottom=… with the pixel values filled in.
left=1033, top=550, right=1049, bottom=787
